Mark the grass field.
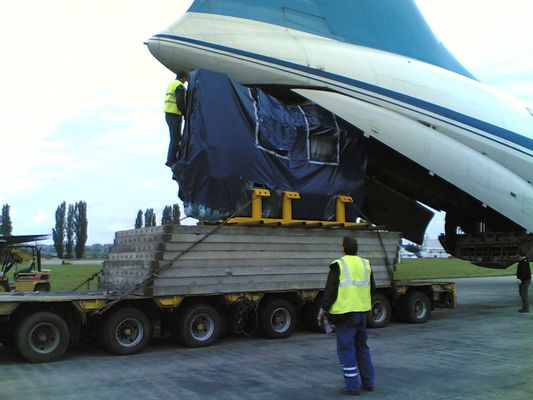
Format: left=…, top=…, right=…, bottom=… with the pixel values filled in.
left=395, top=258, right=517, bottom=280
left=46, top=264, right=103, bottom=291
left=4, top=264, right=102, bottom=292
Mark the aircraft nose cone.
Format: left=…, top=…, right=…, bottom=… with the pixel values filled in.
left=145, top=34, right=178, bottom=73
left=145, top=36, right=160, bottom=54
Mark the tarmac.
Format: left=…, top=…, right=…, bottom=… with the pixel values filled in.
left=0, top=276, right=531, bottom=400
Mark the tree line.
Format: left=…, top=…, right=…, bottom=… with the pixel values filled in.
left=53, top=201, right=88, bottom=259
left=38, top=243, right=111, bottom=259
left=1, top=201, right=182, bottom=258
left=135, top=204, right=181, bottom=228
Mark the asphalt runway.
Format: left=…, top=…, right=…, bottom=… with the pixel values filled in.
left=0, top=276, right=531, bottom=400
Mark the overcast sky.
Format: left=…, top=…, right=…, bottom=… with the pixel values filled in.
left=1, top=0, right=531, bottom=244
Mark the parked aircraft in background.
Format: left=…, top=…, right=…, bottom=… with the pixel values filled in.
left=147, top=0, right=532, bottom=266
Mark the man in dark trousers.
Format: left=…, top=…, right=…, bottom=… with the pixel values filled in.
left=517, top=255, right=531, bottom=313
left=164, top=71, right=187, bottom=166
left=318, top=236, right=376, bottom=396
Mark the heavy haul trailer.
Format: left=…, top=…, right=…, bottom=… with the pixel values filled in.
left=0, top=224, right=455, bottom=363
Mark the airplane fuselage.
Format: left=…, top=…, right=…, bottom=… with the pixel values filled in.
left=148, top=10, right=533, bottom=233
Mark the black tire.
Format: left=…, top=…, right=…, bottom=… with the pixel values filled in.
left=15, top=312, right=69, bottom=363
left=367, top=293, right=392, bottom=329
left=0, top=280, right=9, bottom=292
left=0, top=327, right=14, bottom=348
left=258, top=299, right=296, bottom=339
left=35, top=283, right=50, bottom=292
left=399, top=291, right=431, bottom=324
left=175, top=304, right=221, bottom=348
left=100, top=308, right=152, bottom=355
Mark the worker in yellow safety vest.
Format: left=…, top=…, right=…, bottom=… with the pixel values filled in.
left=164, top=71, right=188, bottom=167
left=317, top=236, right=376, bottom=396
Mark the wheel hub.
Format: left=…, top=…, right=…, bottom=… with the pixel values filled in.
left=30, top=323, right=60, bottom=354
left=414, top=300, right=427, bottom=318
left=115, top=318, right=143, bottom=347
left=271, top=308, right=290, bottom=332
left=191, top=314, right=214, bottom=341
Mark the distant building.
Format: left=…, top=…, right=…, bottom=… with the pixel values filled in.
left=420, top=238, right=450, bottom=258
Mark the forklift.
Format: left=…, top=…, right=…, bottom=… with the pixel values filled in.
left=0, top=235, right=51, bottom=292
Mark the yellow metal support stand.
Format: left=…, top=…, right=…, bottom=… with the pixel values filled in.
left=335, top=196, right=353, bottom=223
left=281, top=191, right=300, bottom=221
left=251, top=188, right=270, bottom=219
left=226, top=189, right=368, bottom=229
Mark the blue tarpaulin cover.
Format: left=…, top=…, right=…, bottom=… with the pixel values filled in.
left=172, top=69, right=368, bottom=221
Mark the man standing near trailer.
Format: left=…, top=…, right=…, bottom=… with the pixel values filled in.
left=318, top=236, right=376, bottom=396
left=517, top=255, right=531, bottom=313
left=164, top=71, right=187, bottom=166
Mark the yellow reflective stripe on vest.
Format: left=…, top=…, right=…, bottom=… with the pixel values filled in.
left=164, top=80, right=184, bottom=115
left=338, top=258, right=370, bottom=287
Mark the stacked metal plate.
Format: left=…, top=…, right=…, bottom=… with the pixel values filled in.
left=99, top=225, right=401, bottom=297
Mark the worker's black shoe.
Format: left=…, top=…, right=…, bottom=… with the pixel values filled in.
left=518, top=309, right=529, bottom=313
left=337, top=387, right=360, bottom=396
left=363, top=385, right=375, bottom=392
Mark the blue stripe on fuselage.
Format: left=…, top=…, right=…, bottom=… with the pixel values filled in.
left=152, top=34, right=533, bottom=155
left=187, top=0, right=475, bottom=79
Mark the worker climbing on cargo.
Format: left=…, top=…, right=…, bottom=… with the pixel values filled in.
left=516, top=253, right=531, bottom=313
left=164, top=71, right=188, bottom=167
left=317, top=236, right=376, bottom=396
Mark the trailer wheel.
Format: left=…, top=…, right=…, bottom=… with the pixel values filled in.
left=15, top=312, right=69, bottom=363
left=367, top=293, right=392, bottom=329
left=176, top=304, right=221, bottom=348
left=400, top=291, right=431, bottom=323
left=258, top=299, right=296, bottom=339
left=100, top=308, right=152, bottom=355
left=35, top=283, right=50, bottom=292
